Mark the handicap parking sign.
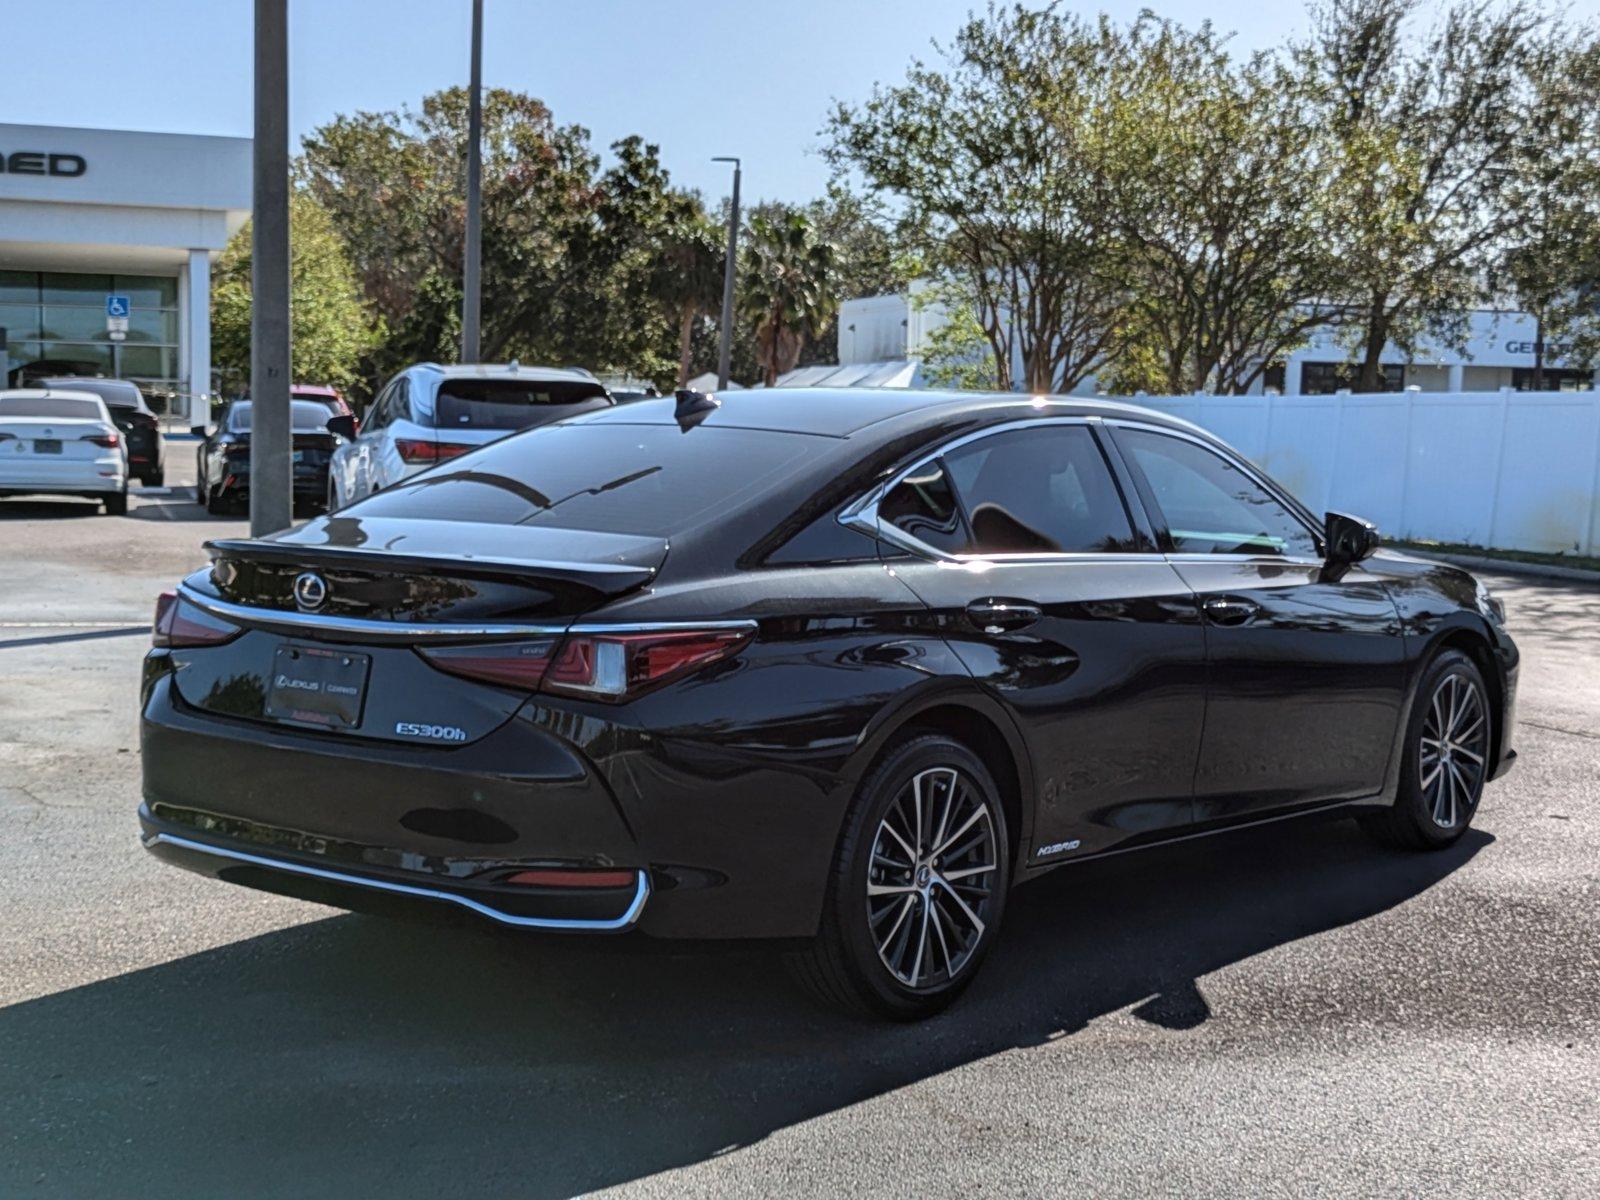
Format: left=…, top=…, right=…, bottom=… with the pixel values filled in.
left=106, top=295, right=130, bottom=318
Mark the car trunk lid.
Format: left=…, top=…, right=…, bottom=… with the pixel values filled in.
left=203, top=516, right=667, bottom=625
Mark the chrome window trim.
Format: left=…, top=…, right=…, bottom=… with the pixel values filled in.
left=145, top=832, right=649, bottom=931
left=176, top=584, right=758, bottom=642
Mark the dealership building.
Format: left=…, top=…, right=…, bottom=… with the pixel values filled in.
left=838, top=289, right=1596, bottom=395
left=0, top=122, right=250, bottom=416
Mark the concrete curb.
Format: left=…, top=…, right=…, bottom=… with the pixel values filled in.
left=1403, top=550, right=1600, bottom=585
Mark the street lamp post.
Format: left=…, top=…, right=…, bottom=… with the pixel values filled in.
left=712, top=156, right=741, bottom=390
left=250, top=0, right=292, bottom=536
left=461, top=0, right=484, bottom=363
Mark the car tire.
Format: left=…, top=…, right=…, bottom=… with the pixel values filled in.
left=147, top=468, right=165, bottom=488
left=790, top=734, right=1011, bottom=1020
left=1359, top=648, right=1490, bottom=851
left=205, top=487, right=230, bottom=517
left=103, top=488, right=128, bottom=516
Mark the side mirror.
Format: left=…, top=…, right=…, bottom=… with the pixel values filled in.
left=1324, top=511, right=1380, bottom=566
left=190, top=424, right=208, bottom=438
left=326, top=413, right=357, bottom=441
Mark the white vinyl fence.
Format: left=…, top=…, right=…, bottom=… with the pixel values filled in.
left=1133, top=389, right=1600, bottom=557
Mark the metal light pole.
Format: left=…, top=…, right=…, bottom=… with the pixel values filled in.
left=250, top=0, right=292, bottom=536
left=461, top=0, right=484, bottom=363
left=712, top=156, right=741, bottom=390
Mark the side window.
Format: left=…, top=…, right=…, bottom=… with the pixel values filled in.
left=942, top=425, right=1136, bottom=554
left=391, top=378, right=413, bottom=425
left=879, top=461, right=970, bottom=554
left=364, top=382, right=395, bottom=433
left=1116, top=429, right=1318, bottom=558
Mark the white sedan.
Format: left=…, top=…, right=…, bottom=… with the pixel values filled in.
left=0, top=388, right=129, bottom=514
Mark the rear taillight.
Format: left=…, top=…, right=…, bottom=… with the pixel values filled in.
left=152, top=592, right=241, bottom=648
left=417, top=628, right=750, bottom=702
left=82, top=432, right=120, bottom=449
left=395, top=439, right=473, bottom=464
left=414, top=638, right=561, bottom=690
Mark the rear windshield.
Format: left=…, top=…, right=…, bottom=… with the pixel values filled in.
left=433, top=379, right=611, bottom=431
left=346, top=423, right=821, bottom=536
left=40, top=379, right=147, bottom=412
left=0, top=395, right=103, bottom=420
left=228, top=401, right=337, bottom=433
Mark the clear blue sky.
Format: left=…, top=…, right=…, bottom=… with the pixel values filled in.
left=3, top=1, right=1589, bottom=206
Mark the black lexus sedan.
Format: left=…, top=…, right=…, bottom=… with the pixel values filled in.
left=139, top=388, right=1518, bottom=1018
left=194, top=399, right=354, bottom=516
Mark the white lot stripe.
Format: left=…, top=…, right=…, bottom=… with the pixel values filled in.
left=0, top=621, right=147, bottom=628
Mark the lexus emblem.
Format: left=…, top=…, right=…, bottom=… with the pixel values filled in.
left=293, top=572, right=328, bottom=611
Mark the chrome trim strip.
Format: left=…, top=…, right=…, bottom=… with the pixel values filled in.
left=176, top=584, right=758, bottom=641
left=145, top=832, right=650, bottom=931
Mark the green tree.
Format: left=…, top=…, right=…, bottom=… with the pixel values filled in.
left=647, top=207, right=724, bottom=387
left=1309, top=0, right=1560, bottom=390
left=740, top=212, right=838, bottom=386
left=1109, top=17, right=1345, bottom=394
left=827, top=5, right=1134, bottom=392
left=211, top=192, right=381, bottom=393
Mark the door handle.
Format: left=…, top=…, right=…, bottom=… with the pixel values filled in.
left=966, top=598, right=1043, bottom=634
left=1203, top=597, right=1259, bottom=627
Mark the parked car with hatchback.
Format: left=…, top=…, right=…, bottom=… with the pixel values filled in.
left=140, top=388, right=1518, bottom=1018
left=194, top=399, right=355, bottom=516
left=0, top=388, right=128, bottom=513
left=41, top=376, right=165, bottom=486
left=327, top=363, right=611, bottom=509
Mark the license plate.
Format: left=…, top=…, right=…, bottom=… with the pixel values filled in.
left=264, top=644, right=370, bottom=729
left=33, top=439, right=61, bottom=454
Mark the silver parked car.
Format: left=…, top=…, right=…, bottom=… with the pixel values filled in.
left=328, top=363, right=612, bottom=509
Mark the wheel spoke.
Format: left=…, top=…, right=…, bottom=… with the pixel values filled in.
left=1420, top=762, right=1442, bottom=791
left=909, top=897, right=931, bottom=986
left=879, top=820, right=917, bottom=865
left=867, top=881, right=916, bottom=897
left=1453, top=744, right=1484, bottom=766
left=940, top=862, right=996, bottom=882
left=929, top=896, right=955, bottom=979
left=929, top=770, right=957, bottom=858
left=933, top=808, right=983, bottom=859
left=934, top=877, right=986, bottom=938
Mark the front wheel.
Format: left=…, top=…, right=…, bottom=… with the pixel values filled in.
left=102, top=488, right=128, bottom=516
left=791, top=734, right=1011, bottom=1020
left=1360, top=648, right=1491, bottom=850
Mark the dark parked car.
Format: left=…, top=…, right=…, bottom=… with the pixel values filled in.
left=194, top=399, right=354, bottom=516
left=140, top=389, right=1518, bottom=1018
left=41, top=376, right=165, bottom=485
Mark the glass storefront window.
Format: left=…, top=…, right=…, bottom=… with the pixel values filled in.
left=40, top=272, right=113, bottom=304
left=0, top=303, right=42, bottom=340
left=116, top=275, right=179, bottom=307
left=40, top=306, right=112, bottom=342
left=119, top=345, right=177, bottom=378
left=2, top=270, right=181, bottom=391
left=0, top=271, right=39, bottom=304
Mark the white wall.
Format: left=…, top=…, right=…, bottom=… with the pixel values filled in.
left=1133, top=390, right=1600, bottom=556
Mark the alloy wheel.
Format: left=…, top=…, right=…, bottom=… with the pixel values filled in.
left=1419, top=672, right=1488, bottom=829
left=866, top=766, right=999, bottom=990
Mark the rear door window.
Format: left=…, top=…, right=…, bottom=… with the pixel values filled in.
left=942, top=425, right=1137, bottom=554
left=432, top=379, right=611, bottom=431
left=879, top=462, right=970, bottom=554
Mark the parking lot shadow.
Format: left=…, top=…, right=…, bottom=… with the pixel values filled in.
left=0, top=818, right=1486, bottom=1199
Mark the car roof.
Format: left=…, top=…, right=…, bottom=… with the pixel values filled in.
left=578, top=387, right=1210, bottom=440
left=38, top=376, right=147, bottom=408
left=290, top=384, right=341, bottom=398
left=410, top=362, right=601, bottom=384
left=0, top=387, right=112, bottom=416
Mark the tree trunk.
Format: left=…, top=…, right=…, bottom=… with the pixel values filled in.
left=1531, top=310, right=1545, bottom=391
left=676, top=306, right=695, bottom=387
left=1357, top=297, right=1389, bottom=393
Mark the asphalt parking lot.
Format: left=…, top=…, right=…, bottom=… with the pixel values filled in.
left=2, top=456, right=1596, bottom=1199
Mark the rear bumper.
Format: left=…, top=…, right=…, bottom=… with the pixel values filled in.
left=140, top=821, right=649, bottom=930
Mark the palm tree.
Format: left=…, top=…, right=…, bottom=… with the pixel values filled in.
left=740, top=212, right=838, bottom=387
left=649, top=213, right=725, bottom=387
